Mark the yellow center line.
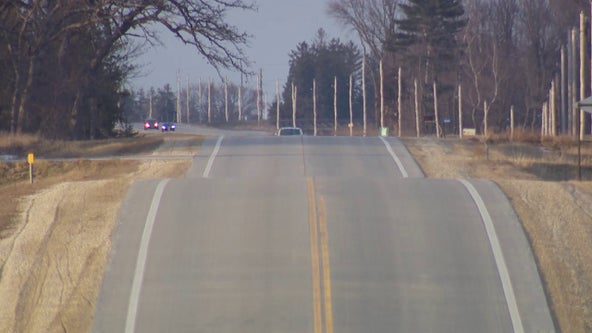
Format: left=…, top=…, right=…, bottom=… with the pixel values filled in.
left=307, top=177, right=335, bottom=333
left=307, top=177, right=323, bottom=333
left=319, top=196, right=334, bottom=333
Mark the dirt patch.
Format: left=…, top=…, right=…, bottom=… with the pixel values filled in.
left=403, top=137, right=592, bottom=333
left=0, top=135, right=200, bottom=333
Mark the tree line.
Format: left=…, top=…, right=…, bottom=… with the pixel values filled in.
left=0, top=0, right=253, bottom=139
left=326, top=0, right=592, bottom=136
left=3, top=0, right=590, bottom=138
left=270, top=29, right=368, bottom=133
left=123, top=80, right=262, bottom=126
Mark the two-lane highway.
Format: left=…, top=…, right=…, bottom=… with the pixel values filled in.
left=93, top=134, right=554, bottom=332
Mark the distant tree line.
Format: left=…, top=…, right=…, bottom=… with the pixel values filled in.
left=270, top=29, right=367, bottom=132
left=123, top=81, right=261, bottom=125
left=0, top=0, right=253, bottom=139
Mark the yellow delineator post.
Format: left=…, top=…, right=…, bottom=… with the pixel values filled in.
left=27, top=153, right=34, bottom=184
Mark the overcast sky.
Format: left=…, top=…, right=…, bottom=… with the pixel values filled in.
left=130, top=0, right=354, bottom=96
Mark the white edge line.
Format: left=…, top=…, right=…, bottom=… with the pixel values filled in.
left=458, top=179, right=524, bottom=333
left=125, top=178, right=170, bottom=333
left=203, top=135, right=224, bottom=178
left=379, top=136, right=409, bottom=178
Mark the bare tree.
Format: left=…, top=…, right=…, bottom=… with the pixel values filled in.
left=463, top=0, right=515, bottom=132
left=0, top=0, right=255, bottom=137
left=91, top=0, right=254, bottom=75
left=328, top=0, right=399, bottom=60
left=463, top=0, right=489, bottom=130
left=518, top=0, right=558, bottom=127
left=327, top=0, right=399, bottom=127
left=0, top=0, right=102, bottom=133
left=72, top=0, right=255, bottom=137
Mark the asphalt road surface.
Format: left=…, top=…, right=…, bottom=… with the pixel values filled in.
left=93, top=132, right=554, bottom=333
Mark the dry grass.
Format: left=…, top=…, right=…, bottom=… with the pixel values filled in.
left=0, top=133, right=165, bottom=158
left=439, top=129, right=592, bottom=181
left=403, top=135, right=592, bottom=333
left=0, top=159, right=139, bottom=238
left=499, top=180, right=592, bottom=333
left=0, top=133, right=173, bottom=236
left=0, top=133, right=203, bottom=332
left=0, top=133, right=205, bottom=233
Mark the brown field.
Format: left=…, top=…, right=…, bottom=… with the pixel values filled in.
left=0, top=130, right=590, bottom=332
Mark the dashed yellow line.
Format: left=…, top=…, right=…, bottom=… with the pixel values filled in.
left=307, top=177, right=334, bottom=333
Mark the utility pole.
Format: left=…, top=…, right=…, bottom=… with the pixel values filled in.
left=334, top=76, right=338, bottom=136
left=484, top=101, right=489, bottom=137
left=149, top=91, right=153, bottom=119
left=542, top=102, right=547, bottom=137
left=561, top=46, right=568, bottom=134
left=224, top=77, right=229, bottom=123
left=434, top=81, right=440, bottom=138
left=276, top=80, right=280, bottom=131
left=415, top=79, right=420, bottom=137
left=380, top=59, right=384, bottom=130
left=176, top=71, right=181, bottom=123
left=580, top=11, right=587, bottom=140
left=398, top=67, right=402, bottom=137
left=186, top=76, right=190, bottom=124
left=459, top=85, right=463, bottom=139
left=510, top=105, right=515, bottom=141
left=257, top=69, right=263, bottom=127
left=263, top=92, right=267, bottom=124
left=551, top=81, right=557, bottom=136
left=240, top=68, right=243, bottom=122
left=349, top=74, right=353, bottom=137
left=313, top=79, right=317, bottom=136
left=238, top=84, right=242, bottom=121
left=291, top=82, right=297, bottom=127
left=571, top=28, right=577, bottom=136
left=362, top=57, right=367, bottom=137
left=198, top=79, right=202, bottom=123
left=207, top=79, right=211, bottom=124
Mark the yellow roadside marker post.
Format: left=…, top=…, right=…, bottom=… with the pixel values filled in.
left=27, top=153, right=34, bottom=184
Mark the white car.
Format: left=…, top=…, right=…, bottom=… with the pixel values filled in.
left=277, top=127, right=303, bottom=136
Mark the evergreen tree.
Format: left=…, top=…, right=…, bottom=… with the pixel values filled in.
left=394, top=0, right=467, bottom=83
left=389, top=0, right=466, bottom=134
left=277, top=29, right=362, bottom=132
